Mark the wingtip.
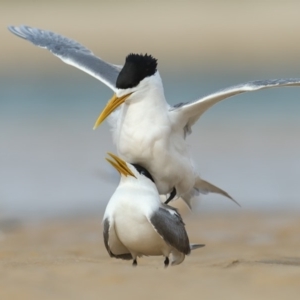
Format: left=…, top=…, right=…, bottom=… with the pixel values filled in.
left=7, top=25, right=27, bottom=39
left=7, top=25, right=16, bottom=33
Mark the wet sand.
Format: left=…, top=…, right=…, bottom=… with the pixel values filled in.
left=1, top=212, right=300, bottom=300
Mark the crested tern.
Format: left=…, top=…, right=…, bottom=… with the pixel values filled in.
left=8, top=25, right=300, bottom=207
left=103, top=152, right=204, bottom=266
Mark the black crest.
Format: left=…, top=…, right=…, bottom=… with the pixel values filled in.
left=131, top=164, right=155, bottom=183
left=116, top=53, right=157, bottom=89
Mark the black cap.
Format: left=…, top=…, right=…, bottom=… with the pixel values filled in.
left=131, top=163, right=155, bottom=183
left=116, top=53, right=157, bottom=89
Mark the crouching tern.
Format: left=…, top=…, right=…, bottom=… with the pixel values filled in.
left=103, top=152, right=204, bottom=266
left=8, top=25, right=300, bottom=207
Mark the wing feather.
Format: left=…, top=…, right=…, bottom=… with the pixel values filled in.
left=170, top=78, right=300, bottom=136
left=8, top=25, right=121, bottom=91
left=149, top=207, right=190, bottom=255
left=103, top=218, right=132, bottom=260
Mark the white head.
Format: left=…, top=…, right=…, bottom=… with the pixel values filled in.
left=93, top=54, right=159, bottom=129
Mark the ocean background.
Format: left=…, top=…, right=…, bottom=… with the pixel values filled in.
left=1, top=69, right=300, bottom=219
left=1, top=1, right=300, bottom=220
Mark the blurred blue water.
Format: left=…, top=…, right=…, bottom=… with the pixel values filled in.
left=1, top=70, right=300, bottom=219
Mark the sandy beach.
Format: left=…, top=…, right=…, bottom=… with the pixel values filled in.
left=1, top=2, right=300, bottom=299
left=1, top=212, right=300, bottom=300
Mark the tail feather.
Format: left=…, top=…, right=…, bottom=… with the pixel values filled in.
left=195, top=178, right=240, bottom=207
left=171, top=245, right=205, bottom=265
left=190, top=243, right=205, bottom=251
left=171, top=249, right=185, bottom=266
left=180, top=188, right=199, bottom=209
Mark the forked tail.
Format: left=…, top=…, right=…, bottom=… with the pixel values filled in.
left=181, top=177, right=240, bottom=208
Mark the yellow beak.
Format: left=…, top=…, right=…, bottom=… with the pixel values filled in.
left=105, top=152, right=136, bottom=178
left=93, top=93, right=132, bottom=130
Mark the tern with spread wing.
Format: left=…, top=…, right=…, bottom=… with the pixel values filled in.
left=103, top=153, right=204, bottom=266
left=8, top=25, right=300, bottom=207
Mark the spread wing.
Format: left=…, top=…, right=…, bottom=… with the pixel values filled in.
left=169, top=78, right=300, bottom=137
left=149, top=206, right=190, bottom=255
left=8, top=25, right=121, bottom=92
left=103, top=218, right=132, bottom=260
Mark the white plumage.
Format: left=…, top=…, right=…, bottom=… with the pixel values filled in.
left=103, top=153, right=204, bottom=266
left=8, top=25, right=300, bottom=207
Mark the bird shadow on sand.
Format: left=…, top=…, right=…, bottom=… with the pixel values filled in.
left=257, top=257, right=300, bottom=267
left=206, top=256, right=300, bottom=269
left=221, top=257, right=300, bottom=268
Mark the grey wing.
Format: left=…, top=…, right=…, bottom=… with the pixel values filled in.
left=8, top=25, right=121, bottom=92
left=169, top=78, right=300, bottom=136
left=103, top=218, right=132, bottom=260
left=149, top=207, right=190, bottom=255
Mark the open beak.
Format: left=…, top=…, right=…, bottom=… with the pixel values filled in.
left=93, top=93, right=132, bottom=129
left=105, top=152, right=136, bottom=178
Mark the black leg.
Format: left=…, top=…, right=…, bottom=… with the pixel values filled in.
left=132, top=259, right=137, bottom=267
left=164, top=257, right=169, bottom=268
left=165, top=187, right=177, bottom=204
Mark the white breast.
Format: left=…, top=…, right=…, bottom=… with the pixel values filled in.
left=104, top=181, right=171, bottom=257
left=116, top=113, right=196, bottom=195
left=110, top=76, right=197, bottom=196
